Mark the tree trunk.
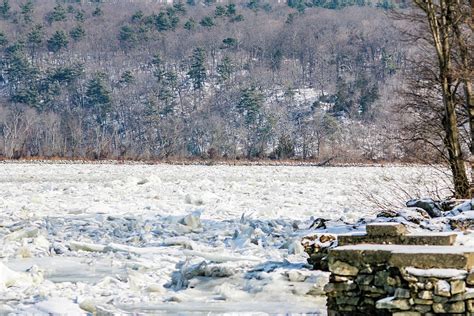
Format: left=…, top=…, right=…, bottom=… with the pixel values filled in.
left=414, top=0, right=470, bottom=197
left=451, top=0, right=474, bottom=196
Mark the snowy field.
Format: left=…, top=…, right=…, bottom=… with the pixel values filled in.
left=0, top=163, right=448, bottom=315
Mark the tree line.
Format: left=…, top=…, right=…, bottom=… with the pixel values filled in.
left=0, top=0, right=424, bottom=162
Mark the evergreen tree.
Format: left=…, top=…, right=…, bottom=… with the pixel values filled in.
left=119, top=25, right=137, bottom=48
left=20, top=0, right=34, bottom=23
left=173, top=1, right=186, bottom=15
left=225, top=3, right=236, bottom=16
left=151, top=54, right=165, bottom=81
left=131, top=10, right=144, bottom=23
left=119, top=70, right=135, bottom=85
left=85, top=73, right=112, bottom=120
left=188, top=48, right=207, bottom=90
left=217, top=56, right=234, bottom=82
left=75, top=9, right=85, bottom=22
left=184, top=18, right=196, bottom=31
left=230, top=14, right=244, bottom=22
left=70, top=25, right=86, bottom=42
left=333, top=77, right=352, bottom=115
left=154, top=12, right=171, bottom=31
left=158, top=71, right=177, bottom=116
left=0, top=31, right=7, bottom=46
left=215, top=5, right=226, bottom=17
left=47, top=30, right=69, bottom=52
left=27, top=24, right=44, bottom=54
left=0, top=0, right=10, bottom=19
left=200, top=16, right=215, bottom=28
left=46, top=3, right=67, bottom=24
left=92, top=6, right=103, bottom=17
left=237, top=86, right=263, bottom=125
left=4, top=43, right=39, bottom=106
left=270, top=49, right=283, bottom=71
left=247, top=0, right=261, bottom=11
left=221, top=37, right=237, bottom=49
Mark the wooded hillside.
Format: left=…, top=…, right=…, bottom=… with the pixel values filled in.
left=0, top=0, right=419, bottom=161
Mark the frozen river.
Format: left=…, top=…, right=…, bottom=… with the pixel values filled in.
left=0, top=163, right=447, bottom=314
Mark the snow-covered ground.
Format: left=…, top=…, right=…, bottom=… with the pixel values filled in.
left=0, top=163, right=448, bottom=315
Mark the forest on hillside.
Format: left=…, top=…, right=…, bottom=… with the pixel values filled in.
left=0, top=0, right=428, bottom=161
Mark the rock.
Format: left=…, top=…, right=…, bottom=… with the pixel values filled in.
left=376, top=297, right=411, bottom=311
left=324, top=281, right=357, bottom=293
left=413, top=298, right=433, bottom=305
left=406, top=198, right=443, bottom=218
left=467, top=272, right=474, bottom=286
left=287, top=270, right=306, bottom=282
left=414, top=304, right=432, bottom=313
left=450, top=279, right=466, bottom=295
left=374, top=271, right=391, bottom=287
left=366, top=223, right=407, bottom=237
left=393, top=312, right=421, bottom=316
left=335, top=296, right=359, bottom=306
left=465, top=289, right=474, bottom=299
left=432, top=301, right=465, bottom=313
left=356, top=274, right=374, bottom=285
left=425, top=281, right=433, bottom=290
left=309, top=218, right=327, bottom=229
left=334, top=275, right=350, bottom=282
left=360, top=285, right=386, bottom=295
left=449, top=200, right=473, bottom=216
left=395, top=288, right=411, bottom=299
left=432, top=295, right=449, bottom=303
left=467, top=299, right=474, bottom=312
left=418, top=290, right=433, bottom=300
left=329, top=260, right=359, bottom=276
left=434, top=280, right=451, bottom=297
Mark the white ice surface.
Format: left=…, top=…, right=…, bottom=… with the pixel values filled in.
left=0, top=163, right=449, bottom=314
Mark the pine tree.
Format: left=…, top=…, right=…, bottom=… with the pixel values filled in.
left=119, top=25, right=137, bottom=48
left=92, top=6, right=103, bottom=17
left=158, top=71, right=178, bottom=116
left=151, top=54, right=165, bottom=81
left=184, top=18, right=196, bottom=31
left=119, top=70, right=135, bottom=85
left=47, top=30, right=69, bottom=53
left=225, top=3, right=236, bottom=16
left=0, top=31, right=7, bottom=46
left=237, top=86, right=263, bottom=125
left=173, top=1, right=186, bottom=15
left=69, top=25, right=86, bottom=42
left=85, top=73, right=112, bottom=120
left=221, top=37, right=237, bottom=49
left=215, top=5, right=226, bottom=17
left=27, top=24, right=44, bottom=54
left=75, top=9, right=85, bottom=22
left=0, top=0, right=10, bottom=19
left=20, top=0, right=34, bottom=23
left=47, top=3, right=67, bottom=24
left=199, top=16, right=215, bottom=28
left=217, top=56, right=234, bottom=82
left=188, top=48, right=207, bottom=90
left=154, top=12, right=171, bottom=31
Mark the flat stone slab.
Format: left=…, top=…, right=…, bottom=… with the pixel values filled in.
left=338, top=232, right=457, bottom=246
left=366, top=222, right=407, bottom=237
left=330, top=244, right=474, bottom=270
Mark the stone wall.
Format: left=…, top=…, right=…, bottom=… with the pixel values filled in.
left=325, top=259, right=474, bottom=315
left=322, top=223, right=474, bottom=315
